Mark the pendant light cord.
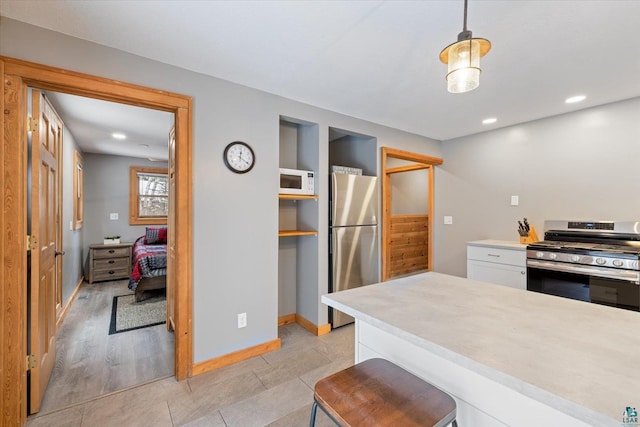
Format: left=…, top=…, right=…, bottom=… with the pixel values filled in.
left=463, top=0, right=468, bottom=32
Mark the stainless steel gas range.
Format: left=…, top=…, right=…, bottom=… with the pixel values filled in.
left=526, top=220, right=640, bottom=311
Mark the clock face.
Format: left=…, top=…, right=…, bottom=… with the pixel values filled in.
left=223, top=141, right=255, bottom=173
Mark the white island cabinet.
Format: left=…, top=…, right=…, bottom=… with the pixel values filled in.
left=322, top=272, right=638, bottom=427
left=467, top=240, right=527, bottom=289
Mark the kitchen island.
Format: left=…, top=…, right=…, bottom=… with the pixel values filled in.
left=322, top=272, right=640, bottom=427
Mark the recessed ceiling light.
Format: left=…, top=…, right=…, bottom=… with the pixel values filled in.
left=565, top=95, right=586, bottom=104
left=482, top=118, right=497, bottom=125
left=112, top=132, right=126, bottom=140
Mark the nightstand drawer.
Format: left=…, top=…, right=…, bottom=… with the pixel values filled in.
left=93, top=258, right=129, bottom=270
left=92, top=268, right=130, bottom=282
left=93, top=247, right=130, bottom=259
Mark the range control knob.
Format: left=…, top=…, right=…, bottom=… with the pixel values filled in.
left=595, top=258, right=606, bottom=265
left=536, top=252, right=544, bottom=258
left=571, top=255, right=580, bottom=262
left=613, top=259, right=624, bottom=267
left=549, top=253, right=557, bottom=260
left=633, top=261, right=639, bottom=269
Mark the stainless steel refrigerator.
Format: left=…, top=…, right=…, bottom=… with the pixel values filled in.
left=329, top=173, right=379, bottom=328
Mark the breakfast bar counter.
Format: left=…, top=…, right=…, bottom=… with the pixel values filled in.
left=322, top=272, right=640, bottom=427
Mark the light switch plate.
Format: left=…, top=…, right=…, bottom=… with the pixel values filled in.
left=510, top=195, right=519, bottom=206
left=444, top=216, right=453, bottom=225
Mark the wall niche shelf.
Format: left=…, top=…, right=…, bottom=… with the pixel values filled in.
left=278, top=230, right=318, bottom=237
left=278, top=194, right=318, bottom=201
left=278, top=194, right=318, bottom=237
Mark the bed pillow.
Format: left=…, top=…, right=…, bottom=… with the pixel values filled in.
left=145, top=226, right=167, bottom=244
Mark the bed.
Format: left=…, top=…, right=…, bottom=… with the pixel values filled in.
left=128, top=227, right=168, bottom=302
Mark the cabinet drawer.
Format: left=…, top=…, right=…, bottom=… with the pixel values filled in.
left=467, top=246, right=525, bottom=267
left=93, top=247, right=130, bottom=259
left=92, top=268, right=130, bottom=282
left=94, top=258, right=129, bottom=270
left=467, top=260, right=526, bottom=290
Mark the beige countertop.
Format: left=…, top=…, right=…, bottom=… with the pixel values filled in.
left=467, top=239, right=527, bottom=250
left=322, top=272, right=640, bottom=426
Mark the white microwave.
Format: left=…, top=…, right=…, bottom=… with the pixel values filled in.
left=279, top=168, right=315, bottom=195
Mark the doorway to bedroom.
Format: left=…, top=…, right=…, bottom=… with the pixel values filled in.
left=2, top=57, right=193, bottom=425
left=32, top=90, right=176, bottom=414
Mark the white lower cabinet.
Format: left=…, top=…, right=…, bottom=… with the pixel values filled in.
left=467, top=241, right=526, bottom=290
left=356, top=321, right=592, bottom=427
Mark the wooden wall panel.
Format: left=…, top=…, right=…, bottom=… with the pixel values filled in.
left=388, top=214, right=429, bottom=278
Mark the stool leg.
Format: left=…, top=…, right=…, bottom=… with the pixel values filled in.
left=309, top=401, right=318, bottom=427
left=452, top=420, right=458, bottom=427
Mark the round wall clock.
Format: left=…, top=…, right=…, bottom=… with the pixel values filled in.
left=223, top=141, right=255, bottom=174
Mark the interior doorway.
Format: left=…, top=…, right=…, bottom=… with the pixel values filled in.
left=1, top=56, right=193, bottom=426
left=29, top=89, right=176, bottom=414
left=381, top=147, right=443, bottom=281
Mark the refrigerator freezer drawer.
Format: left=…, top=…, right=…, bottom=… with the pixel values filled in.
left=330, top=225, right=379, bottom=328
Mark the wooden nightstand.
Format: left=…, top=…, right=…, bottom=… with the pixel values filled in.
left=85, top=243, right=133, bottom=284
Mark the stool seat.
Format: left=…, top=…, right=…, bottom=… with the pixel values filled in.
left=311, top=358, right=457, bottom=427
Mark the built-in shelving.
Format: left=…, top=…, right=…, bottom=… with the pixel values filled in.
left=278, top=194, right=318, bottom=237
left=278, top=194, right=318, bottom=201
left=278, top=230, right=318, bottom=237
left=278, top=116, right=322, bottom=333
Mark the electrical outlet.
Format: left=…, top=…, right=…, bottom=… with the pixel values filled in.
left=110, top=213, right=119, bottom=220
left=237, top=312, right=247, bottom=328
left=444, top=216, right=453, bottom=225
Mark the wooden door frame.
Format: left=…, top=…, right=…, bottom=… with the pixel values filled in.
left=1, top=56, right=193, bottom=426
left=381, top=147, right=443, bottom=281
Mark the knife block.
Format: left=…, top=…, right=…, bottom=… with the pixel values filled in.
left=519, top=226, right=539, bottom=244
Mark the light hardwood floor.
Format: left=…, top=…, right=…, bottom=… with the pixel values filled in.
left=28, top=283, right=354, bottom=426
left=38, top=279, right=174, bottom=413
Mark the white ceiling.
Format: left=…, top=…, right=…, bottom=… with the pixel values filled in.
left=3, top=0, right=640, bottom=158
left=45, top=92, right=173, bottom=161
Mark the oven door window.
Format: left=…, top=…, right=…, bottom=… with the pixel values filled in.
left=527, top=267, right=590, bottom=302
left=590, top=277, right=640, bottom=311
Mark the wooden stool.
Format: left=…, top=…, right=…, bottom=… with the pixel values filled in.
left=310, top=358, right=458, bottom=427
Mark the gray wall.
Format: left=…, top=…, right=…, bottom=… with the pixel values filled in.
left=60, top=126, right=84, bottom=306
left=329, top=134, right=377, bottom=176
left=83, top=153, right=167, bottom=250
left=1, top=17, right=442, bottom=363
left=435, top=97, right=640, bottom=277
left=387, top=157, right=429, bottom=215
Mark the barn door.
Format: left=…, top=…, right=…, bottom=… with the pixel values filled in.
left=28, top=89, right=63, bottom=414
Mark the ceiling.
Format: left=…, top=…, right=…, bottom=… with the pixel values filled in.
left=45, top=92, right=174, bottom=161
left=3, top=0, right=640, bottom=159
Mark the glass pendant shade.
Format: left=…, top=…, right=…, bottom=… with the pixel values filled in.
left=446, top=39, right=481, bottom=93
left=439, top=0, right=491, bottom=94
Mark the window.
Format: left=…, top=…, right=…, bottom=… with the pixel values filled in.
left=73, top=150, right=84, bottom=229
left=129, top=166, right=168, bottom=225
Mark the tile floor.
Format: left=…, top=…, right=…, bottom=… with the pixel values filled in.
left=26, top=322, right=354, bottom=427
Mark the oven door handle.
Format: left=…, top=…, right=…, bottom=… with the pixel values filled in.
left=527, top=260, right=640, bottom=284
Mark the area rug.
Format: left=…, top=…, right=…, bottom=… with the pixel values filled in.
left=109, top=293, right=166, bottom=335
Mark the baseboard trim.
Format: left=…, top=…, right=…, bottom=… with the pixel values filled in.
left=295, top=314, right=331, bottom=336
left=191, top=338, right=281, bottom=376
left=56, top=277, right=84, bottom=329
left=278, top=314, right=296, bottom=326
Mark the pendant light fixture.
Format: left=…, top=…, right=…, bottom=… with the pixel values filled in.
left=439, top=0, right=491, bottom=93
